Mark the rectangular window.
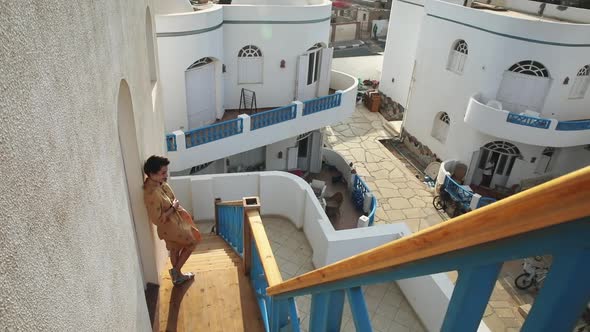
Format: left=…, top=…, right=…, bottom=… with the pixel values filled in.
left=238, top=57, right=263, bottom=84
left=307, top=52, right=315, bottom=85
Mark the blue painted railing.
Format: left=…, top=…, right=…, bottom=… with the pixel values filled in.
left=303, top=93, right=342, bottom=116
left=251, top=104, right=297, bottom=131
left=185, top=118, right=243, bottom=148
left=476, top=196, right=497, bottom=209
left=216, top=205, right=244, bottom=256
left=556, top=119, right=590, bottom=131
left=443, top=175, right=474, bottom=211
left=165, top=134, right=177, bottom=152
left=352, top=174, right=377, bottom=226
left=506, top=113, right=552, bottom=129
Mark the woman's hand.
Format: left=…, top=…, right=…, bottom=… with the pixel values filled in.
left=172, top=199, right=180, bottom=209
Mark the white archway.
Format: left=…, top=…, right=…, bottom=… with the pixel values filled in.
left=117, top=80, right=158, bottom=285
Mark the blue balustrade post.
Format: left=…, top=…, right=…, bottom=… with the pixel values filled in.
left=309, top=292, right=330, bottom=332
left=288, top=297, right=301, bottom=332
left=441, top=263, right=502, bottom=332
left=270, top=298, right=289, bottom=332
left=327, top=290, right=345, bottom=332
left=346, top=287, right=372, bottom=332
left=521, top=249, right=590, bottom=332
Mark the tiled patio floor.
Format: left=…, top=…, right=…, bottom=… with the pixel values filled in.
left=263, top=216, right=426, bottom=332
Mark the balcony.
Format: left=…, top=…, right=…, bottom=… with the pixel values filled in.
left=165, top=70, right=357, bottom=172
left=464, top=94, right=590, bottom=147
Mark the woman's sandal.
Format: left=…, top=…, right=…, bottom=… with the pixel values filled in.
left=169, top=268, right=195, bottom=286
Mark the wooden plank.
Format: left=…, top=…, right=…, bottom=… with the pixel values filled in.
left=158, top=234, right=264, bottom=332
left=246, top=209, right=283, bottom=287
left=267, top=166, right=590, bottom=296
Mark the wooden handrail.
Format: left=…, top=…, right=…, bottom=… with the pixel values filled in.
left=267, top=166, right=590, bottom=296
left=247, top=209, right=283, bottom=287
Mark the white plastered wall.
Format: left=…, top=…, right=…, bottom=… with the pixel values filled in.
left=397, top=0, right=590, bottom=184
left=0, top=0, right=167, bottom=330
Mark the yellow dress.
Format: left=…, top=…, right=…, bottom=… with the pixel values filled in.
left=143, top=180, right=199, bottom=251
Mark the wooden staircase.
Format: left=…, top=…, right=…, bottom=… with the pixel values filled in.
left=156, top=233, right=264, bottom=332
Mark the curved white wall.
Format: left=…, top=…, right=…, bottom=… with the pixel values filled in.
left=1, top=0, right=166, bottom=330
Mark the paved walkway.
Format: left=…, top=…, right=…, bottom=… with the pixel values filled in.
left=324, top=103, right=529, bottom=332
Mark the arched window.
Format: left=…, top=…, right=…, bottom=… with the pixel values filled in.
left=238, top=45, right=263, bottom=84
left=145, top=7, right=157, bottom=83
left=187, top=57, right=213, bottom=70
left=497, top=60, right=551, bottom=112
left=447, top=40, right=468, bottom=74
left=569, top=65, right=590, bottom=99
left=508, top=60, right=549, bottom=77
left=431, top=112, right=450, bottom=143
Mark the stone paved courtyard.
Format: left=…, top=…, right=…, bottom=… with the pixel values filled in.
left=323, top=103, right=531, bottom=332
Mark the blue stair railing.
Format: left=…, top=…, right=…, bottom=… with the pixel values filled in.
left=214, top=167, right=590, bottom=332
left=215, top=199, right=244, bottom=256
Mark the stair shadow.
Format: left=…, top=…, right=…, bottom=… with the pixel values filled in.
left=165, top=279, right=194, bottom=332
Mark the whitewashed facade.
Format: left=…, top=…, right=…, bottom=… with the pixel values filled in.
left=380, top=0, right=590, bottom=189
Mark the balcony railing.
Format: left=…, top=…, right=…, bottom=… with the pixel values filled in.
left=185, top=118, right=243, bottom=148
left=443, top=175, right=474, bottom=211
left=465, top=94, right=590, bottom=147
left=166, top=92, right=345, bottom=152
left=303, top=93, right=342, bottom=116
left=506, top=113, right=551, bottom=129
left=352, top=174, right=377, bottom=226
left=166, top=134, right=177, bottom=152
left=251, top=104, right=297, bottom=131
left=556, top=119, right=590, bottom=131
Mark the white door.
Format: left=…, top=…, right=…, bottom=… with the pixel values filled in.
left=496, top=72, right=551, bottom=113
left=303, top=48, right=322, bottom=100
left=186, top=63, right=216, bottom=129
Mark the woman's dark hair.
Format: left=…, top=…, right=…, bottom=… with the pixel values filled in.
left=143, top=155, right=170, bottom=175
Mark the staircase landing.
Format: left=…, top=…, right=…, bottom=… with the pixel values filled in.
left=156, top=234, right=264, bottom=332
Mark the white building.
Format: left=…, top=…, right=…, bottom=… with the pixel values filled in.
left=154, top=0, right=358, bottom=176
left=380, top=0, right=590, bottom=192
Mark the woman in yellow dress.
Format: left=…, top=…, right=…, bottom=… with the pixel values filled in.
left=143, top=155, right=201, bottom=285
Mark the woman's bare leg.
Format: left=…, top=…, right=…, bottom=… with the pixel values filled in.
left=170, top=249, right=180, bottom=269
left=175, top=244, right=196, bottom=274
